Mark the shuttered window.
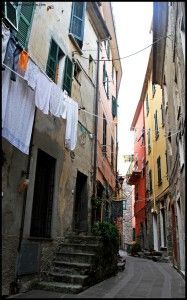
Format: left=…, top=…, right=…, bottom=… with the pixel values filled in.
left=107, top=41, right=110, bottom=59
left=112, top=96, right=117, bottom=118
left=147, top=129, right=151, bottom=153
left=111, top=137, right=114, bottom=168
left=63, top=56, right=73, bottom=96
left=146, top=94, right=149, bottom=116
left=102, top=115, right=107, bottom=157
left=46, top=39, right=64, bottom=83
left=149, top=170, right=152, bottom=194
left=103, top=62, right=109, bottom=98
left=16, top=2, right=35, bottom=48
left=69, top=2, right=86, bottom=48
left=154, top=110, right=159, bottom=139
left=4, top=2, right=35, bottom=49
left=4, top=2, right=19, bottom=29
left=157, top=156, right=162, bottom=185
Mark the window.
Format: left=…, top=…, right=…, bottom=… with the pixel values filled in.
left=157, top=156, right=162, bottom=185
left=62, top=56, right=73, bottom=95
left=147, top=129, right=151, bottom=153
left=146, top=95, right=149, bottom=116
left=111, top=137, right=114, bottom=168
left=154, top=110, right=159, bottom=140
left=112, top=96, right=117, bottom=118
left=46, top=39, right=64, bottom=83
left=103, top=62, right=109, bottom=98
left=74, top=62, right=81, bottom=83
left=102, top=114, right=107, bottom=157
left=3, top=2, right=35, bottom=49
left=88, top=55, right=94, bottom=79
left=141, top=128, right=145, bottom=145
left=168, top=131, right=172, bottom=155
left=142, top=158, right=145, bottom=176
left=112, top=64, right=114, bottom=81
left=106, top=40, right=110, bottom=59
left=69, top=2, right=86, bottom=49
left=152, top=84, right=156, bottom=97
left=161, top=104, right=165, bottom=126
left=149, top=170, right=152, bottom=194
left=165, top=151, right=168, bottom=177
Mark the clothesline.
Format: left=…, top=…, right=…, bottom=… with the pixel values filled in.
left=2, top=62, right=119, bottom=125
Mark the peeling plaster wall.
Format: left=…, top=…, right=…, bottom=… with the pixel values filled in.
left=2, top=2, right=99, bottom=295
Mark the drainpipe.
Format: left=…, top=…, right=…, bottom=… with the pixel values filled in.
left=93, top=40, right=100, bottom=198
left=15, top=107, right=37, bottom=287
left=115, top=72, right=118, bottom=195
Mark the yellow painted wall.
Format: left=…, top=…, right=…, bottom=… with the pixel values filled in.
left=144, top=73, right=169, bottom=206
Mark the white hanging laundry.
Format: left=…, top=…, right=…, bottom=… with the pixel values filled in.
left=49, top=83, right=67, bottom=118
left=24, top=58, right=40, bottom=90
left=2, top=73, right=35, bottom=155
left=35, top=70, right=52, bottom=114
left=64, top=96, right=78, bottom=151
left=2, top=22, right=10, bottom=63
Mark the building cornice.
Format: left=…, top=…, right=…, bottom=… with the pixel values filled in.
left=87, top=2, right=111, bottom=41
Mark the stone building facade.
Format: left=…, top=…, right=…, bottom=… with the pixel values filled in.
left=122, top=179, right=134, bottom=250
left=2, top=2, right=120, bottom=295
left=152, top=2, right=185, bottom=275
left=93, top=2, right=122, bottom=222
left=141, top=50, right=169, bottom=254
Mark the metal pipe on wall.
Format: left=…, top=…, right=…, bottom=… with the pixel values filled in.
left=93, top=40, right=100, bottom=198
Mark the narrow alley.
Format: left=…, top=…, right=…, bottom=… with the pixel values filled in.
left=2, top=1, right=185, bottom=298
left=9, top=252, right=185, bottom=298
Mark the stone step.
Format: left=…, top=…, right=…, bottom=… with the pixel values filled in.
left=64, top=235, right=102, bottom=245
left=36, top=281, right=83, bottom=294
left=55, top=252, right=95, bottom=263
left=53, top=261, right=91, bottom=275
left=59, top=243, right=99, bottom=254
left=48, top=272, right=89, bottom=286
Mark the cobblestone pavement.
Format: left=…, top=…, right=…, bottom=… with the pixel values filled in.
left=8, top=253, right=185, bottom=298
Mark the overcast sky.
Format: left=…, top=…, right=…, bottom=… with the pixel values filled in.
left=111, top=2, right=153, bottom=175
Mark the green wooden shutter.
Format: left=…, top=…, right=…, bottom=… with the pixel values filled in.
left=69, top=2, right=86, bottom=46
left=5, top=2, right=18, bottom=29
left=107, top=41, right=110, bottom=59
left=16, top=2, right=35, bottom=48
left=112, top=96, right=117, bottom=118
left=46, top=39, right=59, bottom=82
left=63, top=56, right=73, bottom=96
left=103, top=62, right=106, bottom=83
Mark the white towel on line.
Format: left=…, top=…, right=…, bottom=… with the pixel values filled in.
left=35, top=70, right=52, bottom=114
left=2, top=73, right=35, bottom=154
left=24, top=58, right=40, bottom=90
left=49, top=83, right=67, bottom=118
left=64, top=96, right=78, bottom=151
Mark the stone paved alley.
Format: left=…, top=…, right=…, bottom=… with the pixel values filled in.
left=9, top=252, right=185, bottom=299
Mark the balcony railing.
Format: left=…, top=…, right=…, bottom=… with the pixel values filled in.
left=126, top=162, right=141, bottom=185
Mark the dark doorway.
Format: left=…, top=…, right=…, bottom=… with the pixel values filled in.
left=171, top=204, right=178, bottom=265
left=30, top=149, right=56, bottom=238
left=73, top=171, right=88, bottom=232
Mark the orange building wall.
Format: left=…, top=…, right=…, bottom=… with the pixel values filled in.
left=133, top=104, right=146, bottom=238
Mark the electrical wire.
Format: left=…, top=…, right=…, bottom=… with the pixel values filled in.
left=79, top=35, right=173, bottom=62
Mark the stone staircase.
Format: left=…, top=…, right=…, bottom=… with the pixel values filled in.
left=137, top=249, right=170, bottom=263
left=35, top=234, right=102, bottom=294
